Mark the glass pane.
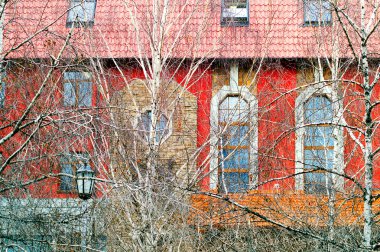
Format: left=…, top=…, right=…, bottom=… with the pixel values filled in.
left=64, top=72, right=81, bottom=80
left=219, top=172, right=249, bottom=193
left=220, top=96, right=249, bottom=122
left=84, top=2, right=96, bottom=22
left=304, top=149, right=333, bottom=170
left=305, top=172, right=326, bottom=194
left=69, top=1, right=95, bottom=22
left=78, top=81, right=92, bottom=107
left=157, top=115, right=168, bottom=141
left=304, top=96, right=332, bottom=123
left=63, top=82, right=76, bottom=106
left=0, top=81, right=5, bottom=107
left=139, top=111, right=169, bottom=142
left=304, top=1, right=331, bottom=23
left=60, top=163, right=73, bottom=191
left=305, top=126, right=334, bottom=146
left=322, top=1, right=332, bottom=22
left=221, top=149, right=248, bottom=169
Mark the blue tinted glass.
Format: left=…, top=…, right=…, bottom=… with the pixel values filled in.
left=68, top=1, right=95, bottom=23
left=219, top=172, right=249, bottom=193
left=221, top=149, right=236, bottom=169
left=60, top=163, right=73, bottom=191
left=322, top=1, right=331, bottom=21
left=221, top=149, right=248, bottom=169
left=0, top=81, right=5, bottom=108
left=304, top=96, right=332, bottom=123
left=157, top=115, right=168, bottom=141
left=63, top=82, right=76, bottom=106
left=79, top=81, right=92, bottom=107
left=305, top=127, right=334, bottom=146
left=305, top=1, right=331, bottom=22
left=237, top=149, right=249, bottom=169
left=305, top=149, right=333, bottom=170
left=305, top=173, right=326, bottom=194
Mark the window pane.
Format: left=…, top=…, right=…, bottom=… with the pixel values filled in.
left=305, top=126, right=334, bottom=146
left=305, top=172, right=326, bottom=194
left=63, top=82, right=76, bottom=106
left=219, top=172, right=249, bottom=193
left=138, top=111, right=169, bottom=142
left=304, top=96, right=332, bottom=123
left=68, top=1, right=96, bottom=23
left=304, top=149, right=333, bottom=170
left=60, top=163, right=73, bottom=191
left=0, top=81, right=5, bottom=108
left=78, top=81, right=92, bottom=107
left=83, top=2, right=96, bottom=22
left=304, top=0, right=331, bottom=23
left=157, top=115, right=169, bottom=141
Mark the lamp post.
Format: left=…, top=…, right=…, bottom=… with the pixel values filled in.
left=76, top=163, right=95, bottom=252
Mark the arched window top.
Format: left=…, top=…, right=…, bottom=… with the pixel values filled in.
left=218, top=95, right=250, bottom=193
left=304, top=95, right=333, bottom=124
left=210, top=86, right=258, bottom=191
left=219, top=96, right=249, bottom=123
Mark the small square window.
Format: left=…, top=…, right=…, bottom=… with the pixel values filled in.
left=66, top=0, right=96, bottom=28
left=221, top=0, right=249, bottom=26
left=63, top=72, right=93, bottom=107
left=304, top=0, right=332, bottom=26
left=59, top=153, right=90, bottom=193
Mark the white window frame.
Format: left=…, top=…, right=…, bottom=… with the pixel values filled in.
left=210, top=85, right=258, bottom=190
left=295, top=83, right=344, bottom=192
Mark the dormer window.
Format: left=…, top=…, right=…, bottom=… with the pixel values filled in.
left=304, top=0, right=332, bottom=26
left=66, top=0, right=96, bottom=28
left=221, top=0, right=249, bottom=26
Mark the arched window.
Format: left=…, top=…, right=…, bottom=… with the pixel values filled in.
left=303, top=96, right=334, bottom=194
left=210, top=86, right=257, bottom=192
left=219, top=96, right=250, bottom=193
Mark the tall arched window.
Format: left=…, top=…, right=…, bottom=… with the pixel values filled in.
left=304, top=95, right=334, bottom=194
left=219, top=96, right=250, bottom=193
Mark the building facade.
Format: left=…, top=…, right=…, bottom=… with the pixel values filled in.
left=1, top=0, right=380, bottom=250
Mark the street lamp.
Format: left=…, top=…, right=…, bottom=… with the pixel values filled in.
left=76, top=163, right=95, bottom=200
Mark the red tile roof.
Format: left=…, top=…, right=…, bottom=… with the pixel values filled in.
left=3, top=0, right=379, bottom=59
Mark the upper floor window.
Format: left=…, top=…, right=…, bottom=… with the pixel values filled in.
left=63, top=72, right=93, bottom=107
left=67, top=0, right=97, bottom=28
left=303, top=95, right=334, bottom=194
left=221, top=0, right=249, bottom=26
left=137, top=110, right=170, bottom=143
left=304, top=0, right=332, bottom=26
left=219, top=96, right=250, bottom=193
left=59, top=153, right=91, bottom=193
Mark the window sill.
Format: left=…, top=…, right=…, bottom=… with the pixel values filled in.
left=221, top=21, right=249, bottom=27
left=66, top=21, right=94, bottom=28
left=302, top=21, right=332, bottom=27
